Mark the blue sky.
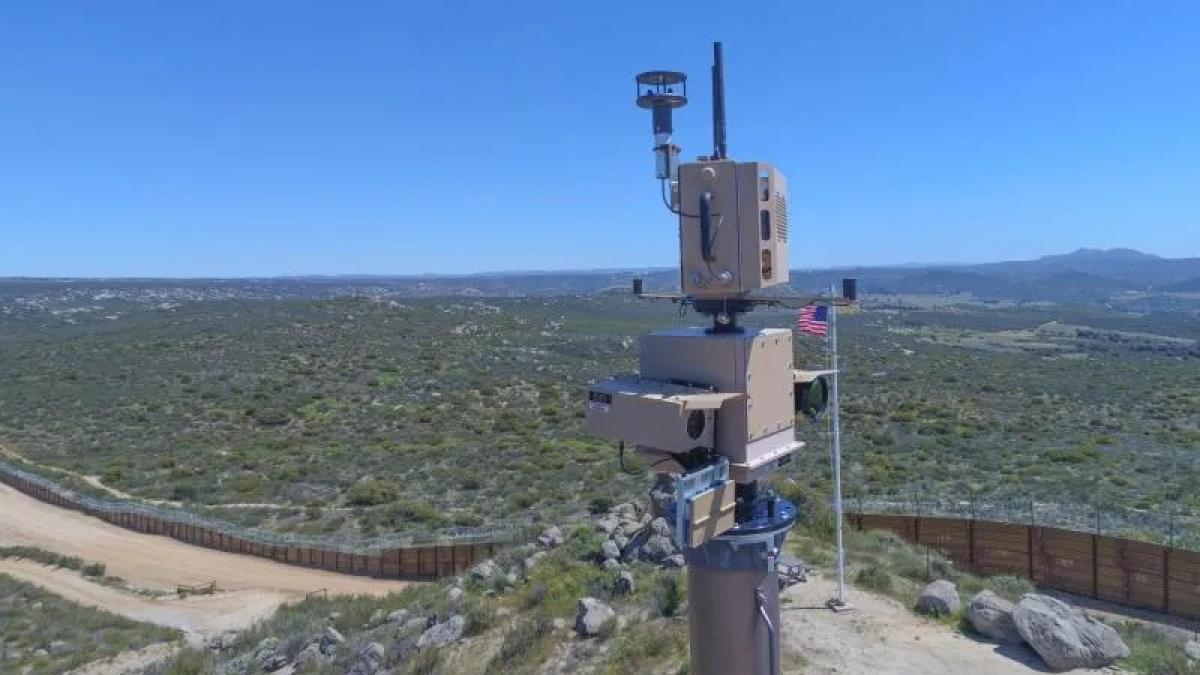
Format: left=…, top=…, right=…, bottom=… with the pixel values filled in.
left=2, top=1, right=1198, bottom=277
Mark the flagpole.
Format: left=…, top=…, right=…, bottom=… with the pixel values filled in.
left=828, top=289, right=848, bottom=608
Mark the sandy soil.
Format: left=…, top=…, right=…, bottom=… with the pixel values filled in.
left=781, top=573, right=1115, bottom=675
left=0, top=559, right=284, bottom=642
left=0, top=481, right=407, bottom=597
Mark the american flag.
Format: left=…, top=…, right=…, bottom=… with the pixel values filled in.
left=796, top=304, right=829, bottom=337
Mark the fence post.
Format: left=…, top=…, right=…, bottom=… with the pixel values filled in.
left=1164, top=508, right=1174, bottom=614
left=1027, top=499, right=1036, bottom=581
left=968, top=493, right=977, bottom=572
left=1092, top=505, right=1100, bottom=600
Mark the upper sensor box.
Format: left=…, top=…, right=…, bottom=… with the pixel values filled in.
left=677, top=160, right=789, bottom=299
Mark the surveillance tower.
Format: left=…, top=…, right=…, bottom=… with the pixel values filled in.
left=585, top=43, right=844, bottom=675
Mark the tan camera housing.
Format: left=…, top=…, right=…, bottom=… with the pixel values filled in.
left=585, top=327, right=801, bottom=483
left=677, top=160, right=789, bottom=299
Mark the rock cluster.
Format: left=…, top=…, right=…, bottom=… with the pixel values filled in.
left=538, top=525, right=565, bottom=548
left=608, top=505, right=680, bottom=567
left=346, top=642, right=385, bottom=675
left=919, top=581, right=1130, bottom=672
left=417, top=615, right=465, bottom=648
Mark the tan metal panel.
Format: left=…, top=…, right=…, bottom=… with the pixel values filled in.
left=688, top=480, right=736, bottom=547
left=744, top=331, right=795, bottom=444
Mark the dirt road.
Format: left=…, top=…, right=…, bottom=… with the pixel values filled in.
left=0, top=481, right=407, bottom=597
left=0, top=558, right=283, bottom=642
left=782, top=573, right=1112, bottom=674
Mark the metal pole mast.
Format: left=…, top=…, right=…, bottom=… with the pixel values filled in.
left=828, top=291, right=847, bottom=607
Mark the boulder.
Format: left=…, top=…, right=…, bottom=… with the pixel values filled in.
left=470, top=559, right=501, bottom=581
left=398, top=617, right=429, bottom=639
left=646, top=534, right=676, bottom=560
left=663, top=554, right=686, bottom=569
left=613, top=502, right=639, bottom=521
left=253, top=638, right=285, bottom=671
left=617, top=517, right=675, bottom=562
left=368, top=608, right=386, bottom=626
left=602, top=557, right=621, bottom=571
left=596, top=515, right=620, bottom=535
left=447, top=586, right=464, bottom=606
left=614, top=571, right=635, bottom=596
left=347, top=642, right=385, bottom=675
left=649, top=474, right=675, bottom=518
left=387, top=608, right=410, bottom=624
left=538, top=525, right=565, bottom=548
left=966, top=591, right=1022, bottom=644
left=916, top=579, right=960, bottom=617
left=575, top=597, right=616, bottom=637
left=1186, top=640, right=1200, bottom=662
left=618, top=519, right=643, bottom=538
left=649, top=517, right=672, bottom=538
left=1013, top=594, right=1129, bottom=671
left=602, top=540, right=621, bottom=560
left=294, top=643, right=322, bottom=667
left=319, top=626, right=344, bottom=655
left=524, top=550, right=547, bottom=572
left=417, top=614, right=465, bottom=648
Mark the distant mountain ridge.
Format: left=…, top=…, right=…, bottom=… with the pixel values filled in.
left=3, top=249, right=1200, bottom=309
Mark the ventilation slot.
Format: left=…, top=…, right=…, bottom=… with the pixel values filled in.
left=774, top=194, right=789, bottom=242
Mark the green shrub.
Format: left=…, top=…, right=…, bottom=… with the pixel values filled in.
left=345, top=479, right=400, bottom=506
left=854, top=565, right=894, bottom=593
left=588, top=494, right=615, bottom=514
left=462, top=596, right=496, bottom=636
left=603, top=618, right=687, bottom=673
left=1118, top=621, right=1199, bottom=675
left=653, top=573, right=685, bottom=618
left=82, top=562, right=106, bottom=577
left=564, top=526, right=607, bottom=562
left=405, top=647, right=442, bottom=675
left=487, top=617, right=554, bottom=670
left=157, top=649, right=214, bottom=674
left=984, top=575, right=1033, bottom=602
left=386, top=498, right=447, bottom=527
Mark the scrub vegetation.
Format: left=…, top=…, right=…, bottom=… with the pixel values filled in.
left=1, top=290, right=1198, bottom=542
left=0, top=574, right=180, bottom=674
left=2, top=289, right=1200, bottom=540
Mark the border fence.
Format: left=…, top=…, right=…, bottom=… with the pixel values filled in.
left=849, top=504, right=1200, bottom=621
left=0, top=460, right=521, bottom=580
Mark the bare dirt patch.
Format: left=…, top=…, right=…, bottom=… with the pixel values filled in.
left=781, top=573, right=1114, bottom=674
left=0, top=559, right=282, bottom=643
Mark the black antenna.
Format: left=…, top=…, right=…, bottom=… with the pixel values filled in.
left=711, top=41, right=727, bottom=160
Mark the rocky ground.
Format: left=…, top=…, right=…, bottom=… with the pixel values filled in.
left=7, top=487, right=1200, bottom=674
